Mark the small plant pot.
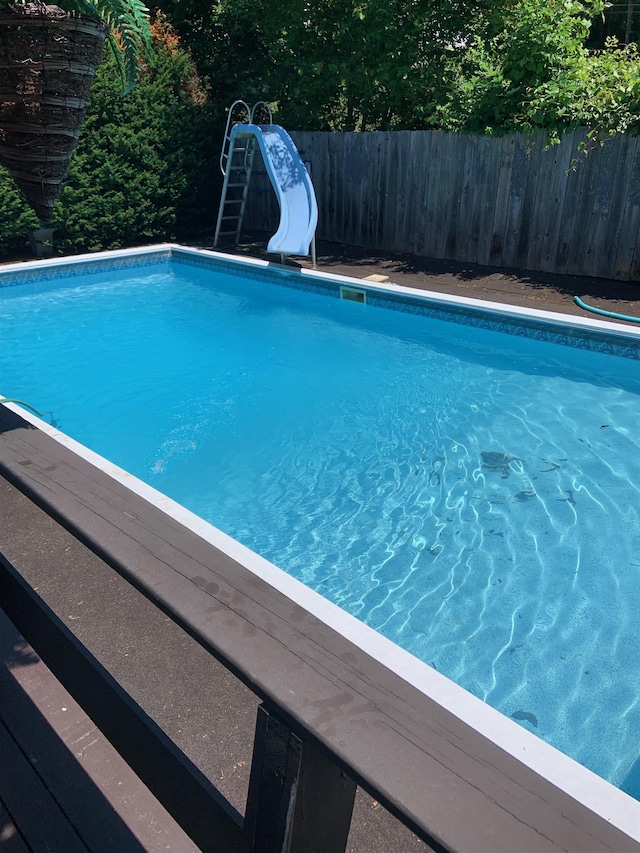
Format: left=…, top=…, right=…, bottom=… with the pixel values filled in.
left=30, top=228, right=55, bottom=258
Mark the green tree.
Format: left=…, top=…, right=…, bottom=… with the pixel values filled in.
left=155, top=0, right=639, bottom=138
left=436, top=0, right=640, bottom=139
left=52, top=21, right=216, bottom=252
left=153, top=0, right=512, bottom=130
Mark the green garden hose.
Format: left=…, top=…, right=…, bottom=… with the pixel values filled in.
left=574, top=296, right=640, bottom=324
left=0, top=397, right=57, bottom=426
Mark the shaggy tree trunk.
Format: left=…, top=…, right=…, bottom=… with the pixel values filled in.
left=0, top=3, right=108, bottom=222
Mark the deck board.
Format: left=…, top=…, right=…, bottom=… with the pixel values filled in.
left=0, top=606, right=199, bottom=852
left=0, top=717, right=89, bottom=853
left=0, top=404, right=638, bottom=853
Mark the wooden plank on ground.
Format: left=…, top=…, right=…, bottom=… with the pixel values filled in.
left=0, top=406, right=638, bottom=853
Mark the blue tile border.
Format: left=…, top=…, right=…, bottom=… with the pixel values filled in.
left=172, top=251, right=640, bottom=361
left=171, top=250, right=341, bottom=300
left=2, top=247, right=639, bottom=361
left=365, top=291, right=640, bottom=361
left=0, top=251, right=171, bottom=289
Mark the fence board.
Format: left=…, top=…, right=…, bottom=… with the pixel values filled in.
left=242, top=128, right=639, bottom=280
left=410, top=132, right=431, bottom=256
left=436, top=135, right=469, bottom=258
left=500, top=136, right=535, bottom=270
left=526, top=137, right=557, bottom=271
left=393, top=132, right=414, bottom=254
left=539, top=133, right=574, bottom=273
left=476, top=135, right=502, bottom=266
left=613, top=136, right=640, bottom=280
left=597, top=133, right=637, bottom=279
left=582, top=134, right=621, bottom=278
left=554, top=129, right=591, bottom=275
left=514, top=134, right=546, bottom=270
left=567, top=141, right=605, bottom=276
left=451, top=134, right=474, bottom=262
left=417, top=131, right=443, bottom=258
left=488, top=136, right=516, bottom=265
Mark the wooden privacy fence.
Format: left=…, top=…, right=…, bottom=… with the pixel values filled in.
left=245, top=129, right=640, bottom=281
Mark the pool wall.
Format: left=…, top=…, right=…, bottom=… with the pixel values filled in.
left=1, top=244, right=639, bottom=848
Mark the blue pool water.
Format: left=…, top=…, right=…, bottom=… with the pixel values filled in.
left=2, top=256, right=640, bottom=797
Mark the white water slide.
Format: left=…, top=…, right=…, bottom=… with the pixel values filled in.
left=214, top=102, right=318, bottom=264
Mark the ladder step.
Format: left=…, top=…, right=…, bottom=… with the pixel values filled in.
left=221, top=215, right=241, bottom=221
left=223, top=199, right=243, bottom=205
left=218, top=230, right=240, bottom=236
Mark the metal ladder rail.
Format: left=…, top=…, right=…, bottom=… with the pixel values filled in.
left=214, top=139, right=256, bottom=247
left=231, top=137, right=257, bottom=244
left=219, top=100, right=251, bottom=177
left=215, top=99, right=267, bottom=248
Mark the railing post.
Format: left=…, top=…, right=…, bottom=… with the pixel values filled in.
left=245, top=704, right=356, bottom=853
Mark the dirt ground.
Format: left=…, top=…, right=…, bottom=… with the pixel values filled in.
left=224, top=235, right=640, bottom=325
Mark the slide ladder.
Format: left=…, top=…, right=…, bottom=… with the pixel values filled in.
left=214, top=101, right=317, bottom=266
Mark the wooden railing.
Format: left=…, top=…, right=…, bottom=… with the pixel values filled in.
left=0, top=403, right=637, bottom=853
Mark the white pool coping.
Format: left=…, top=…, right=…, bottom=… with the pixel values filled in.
left=2, top=244, right=639, bottom=842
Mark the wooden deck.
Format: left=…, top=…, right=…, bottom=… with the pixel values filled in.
left=0, top=607, right=198, bottom=852
left=1, top=401, right=638, bottom=853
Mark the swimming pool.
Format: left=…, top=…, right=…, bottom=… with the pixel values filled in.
left=1, top=245, right=639, bottom=816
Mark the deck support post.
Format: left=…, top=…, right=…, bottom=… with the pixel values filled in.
left=245, top=704, right=356, bottom=853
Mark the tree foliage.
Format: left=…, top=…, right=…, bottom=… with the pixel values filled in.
left=436, top=0, right=640, bottom=139
left=154, top=0, right=639, bottom=138
left=152, top=0, right=515, bottom=130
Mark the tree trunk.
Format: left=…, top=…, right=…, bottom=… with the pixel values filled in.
left=0, top=3, right=108, bottom=222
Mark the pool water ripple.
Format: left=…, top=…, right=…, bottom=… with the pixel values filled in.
left=2, top=261, right=639, bottom=799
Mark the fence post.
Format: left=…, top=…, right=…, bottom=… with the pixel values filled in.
left=245, top=704, right=356, bottom=853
